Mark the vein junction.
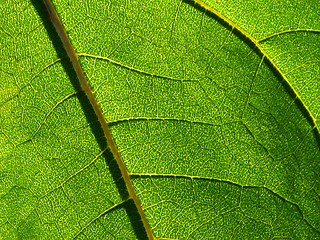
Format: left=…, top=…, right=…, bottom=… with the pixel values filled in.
left=42, top=0, right=155, bottom=239
left=193, top=0, right=319, bottom=135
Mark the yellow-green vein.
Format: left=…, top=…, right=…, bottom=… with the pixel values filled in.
left=193, top=0, right=319, bottom=134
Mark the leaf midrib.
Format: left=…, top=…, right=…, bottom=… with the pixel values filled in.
left=42, top=0, right=154, bottom=239
left=41, top=0, right=318, bottom=238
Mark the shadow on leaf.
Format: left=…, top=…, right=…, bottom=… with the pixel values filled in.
left=30, top=1, right=148, bottom=239
left=184, top=0, right=320, bottom=148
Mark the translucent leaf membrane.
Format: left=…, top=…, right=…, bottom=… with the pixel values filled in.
left=1, top=0, right=319, bottom=239
left=56, top=0, right=319, bottom=238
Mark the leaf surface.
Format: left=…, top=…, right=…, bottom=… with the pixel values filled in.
left=0, top=0, right=319, bottom=239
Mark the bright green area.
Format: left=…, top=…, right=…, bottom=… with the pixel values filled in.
left=1, top=0, right=319, bottom=239
left=0, top=1, right=133, bottom=239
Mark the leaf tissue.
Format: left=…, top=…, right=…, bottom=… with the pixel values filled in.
left=0, top=0, right=319, bottom=239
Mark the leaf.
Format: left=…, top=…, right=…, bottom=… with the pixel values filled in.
left=0, top=0, right=319, bottom=239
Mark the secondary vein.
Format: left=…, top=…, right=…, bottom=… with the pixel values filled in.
left=193, top=0, right=319, bottom=135
left=42, top=0, right=154, bottom=239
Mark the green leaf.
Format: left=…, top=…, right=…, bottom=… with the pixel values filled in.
left=1, top=0, right=319, bottom=239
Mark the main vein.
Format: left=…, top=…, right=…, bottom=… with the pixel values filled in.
left=42, top=0, right=154, bottom=239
